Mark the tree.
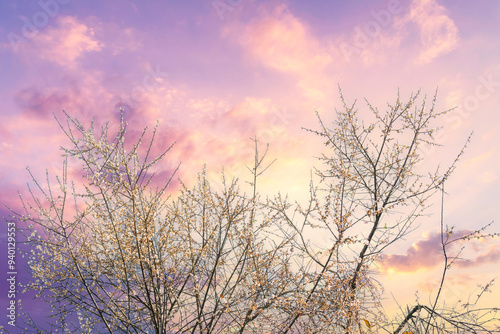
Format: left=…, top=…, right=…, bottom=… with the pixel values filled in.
left=10, top=91, right=499, bottom=333
left=13, top=114, right=296, bottom=333
left=268, top=89, right=499, bottom=333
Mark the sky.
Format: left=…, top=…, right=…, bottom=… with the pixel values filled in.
left=0, top=0, right=499, bottom=330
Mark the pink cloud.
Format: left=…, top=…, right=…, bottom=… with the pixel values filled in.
left=222, top=3, right=341, bottom=101
left=377, top=230, right=498, bottom=273
left=380, top=232, right=448, bottom=273
left=455, top=245, right=500, bottom=268
left=225, top=4, right=332, bottom=76
left=12, top=71, right=115, bottom=123
left=14, top=86, right=71, bottom=118
left=26, top=16, right=103, bottom=69
left=416, top=272, right=480, bottom=297
left=408, top=0, right=459, bottom=64
left=7, top=64, right=285, bottom=194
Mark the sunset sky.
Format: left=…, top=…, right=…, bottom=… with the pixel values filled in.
left=1, top=0, right=499, bottom=329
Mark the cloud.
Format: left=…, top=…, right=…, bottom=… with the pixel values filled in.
left=462, top=149, right=498, bottom=184
left=380, top=231, right=449, bottom=273
left=14, top=86, right=71, bottom=118
left=224, top=4, right=332, bottom=76
left=29, top=16, right=103, bottom=69
left=479, top=171, right=498, bottom=184
left=222, top=3, right=339, bottom=101
left=13, top=70, right=114, bottom=122
left=186, top=97, right=230, bottom=121
left=455, top=245, right=500, bottom=268
left=112, top=78, right=296, bottom=188
left=379, top=230, right=500, bottom=273
left=310, top=0, right=458, bottom=67
left=417, top=273, right=484, bottom=299
left=464, top=150, right=494, bottom=168
left=408, top=0, right=459, bottom=64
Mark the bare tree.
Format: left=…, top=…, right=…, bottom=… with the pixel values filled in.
left=10, top=90, right=499, bottom=333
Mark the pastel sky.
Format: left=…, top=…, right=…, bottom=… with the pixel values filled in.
left=1, top=0, right=499, bottom=329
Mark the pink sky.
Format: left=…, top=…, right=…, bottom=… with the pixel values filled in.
left=1, top=0, right=499, bottom=329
